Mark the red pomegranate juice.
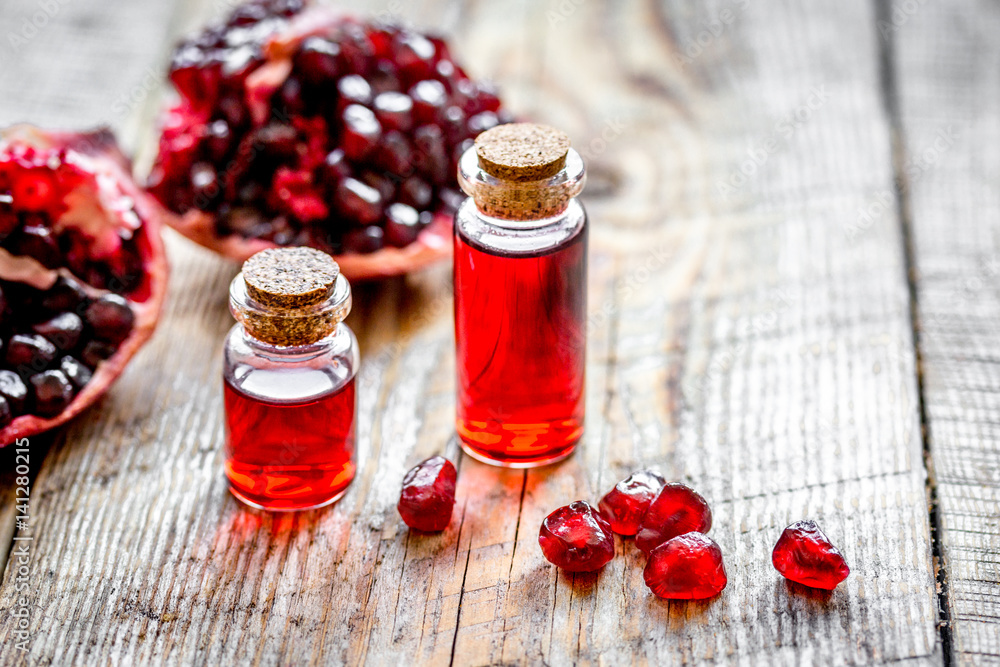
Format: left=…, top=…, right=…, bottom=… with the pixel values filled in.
left=223, top=375, right=356, bottom=511
left=454, top=223, right=587, bottom=466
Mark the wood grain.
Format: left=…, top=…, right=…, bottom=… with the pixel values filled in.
left=891, top=0, right=1000, bottom=664
left=0, top=0, right=962, bottom=664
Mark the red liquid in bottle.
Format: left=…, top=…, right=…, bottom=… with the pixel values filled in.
left=454, top=224, right=587, bottom=466
left=223, top=376, right=356, bottom=510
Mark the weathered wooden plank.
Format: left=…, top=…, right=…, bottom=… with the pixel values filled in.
left=891, top=0, right=1000, bottom=664
left=0, top=0, right=951, bottom=665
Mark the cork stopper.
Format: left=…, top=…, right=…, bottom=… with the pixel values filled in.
left=475, top=123, right=570, bottom=182
left=458, top=124, right=585, bottom=221
left=243, top=247, right=339, bottom=308
left=231, top=247, right=351, bottom=347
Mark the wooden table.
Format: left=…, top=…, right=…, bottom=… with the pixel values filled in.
left=0, top=0, right=996, bottom=664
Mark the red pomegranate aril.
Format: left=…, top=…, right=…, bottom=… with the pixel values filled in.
left=11, top=170, right=57, bottom=212
left=644, top=532, right=727, bottom=600
left=635, top=482, right=713, bottom=555
left=294, top=36, right=341, bottom=84
left=41, top=275, right=87, bottom=312
left=0, top=397, right=11, bottom=428
left=399, top=176, right=432, bottom=210
left=335, top=177, right=382, bottom=225
left=397, top=455, right=457, bottom=532
left=341, top=104, right=382, bottom=161
left=321, top=148, right=351, bottom=186
left=598, top=469, right=667, bottom=536
left=6, top=334, right=57, bottom=372
left=191, top=162, right=220, bottom=209
left=410, top=80, right=447, bottom=124
left=204, top=120, right=233, bottom=162
left=81, top=341, right=115, bottom=368
left=0, top=370, right=27, bottom=414
left=271, top=167, right=329, bottom=222
left=60, top=356, right=92, bottom=390
left=468, top=111, right=499, bottom=135
left=385, top=203, right=421, bottom=248
left=84, top=294, right=136, bottom=345
left=772, top=519, right=850, bottom=590
left=412, top=125, right=449, bottom=184
left=29, top=370, right=73, bottom=417
left=342, top=226, right=384, bottom=254
left=538, top=501, right=615, bottom=573
left=337, top=74, right=373, bottom=109
left=14, top=225, right=60, bottom=268
left=377, top=131, right=414, bottom=177
left=373, top=92, right=413, bottom=132
left=32, top=312, right=84, bottom=352
left=393, top=32, right=436, bottom=81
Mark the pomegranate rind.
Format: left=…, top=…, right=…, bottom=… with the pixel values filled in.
left=0, top=125, right=168, bottom=446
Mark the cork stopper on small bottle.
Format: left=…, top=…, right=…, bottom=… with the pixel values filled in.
left=243, top=247, right=339, bottom=308
left=231, top=247, right=351, bottom=347
left=460, top=122, right=584, bottom=220
left=475, top=123, right=570, bottom=182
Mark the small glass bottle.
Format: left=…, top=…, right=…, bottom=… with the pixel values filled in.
left=223, top=247, right=359, bottom=511
left=454, top=123, right=588, bottom=467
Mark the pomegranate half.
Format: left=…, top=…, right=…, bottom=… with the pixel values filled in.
left=0, top=125, right=168, bottom=445
left=148, top=0, right=511, bottom=279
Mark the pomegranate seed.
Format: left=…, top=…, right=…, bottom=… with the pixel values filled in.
left=538, top=501, right=615, bottom=573
left=0, top=397, right=11, bottom=429
left=409, top=80, right=447, bottom=124
left=32, top=312, right=84, bottom=352
left=60, top=356, right=92, bottom=389
left=337, top=74, right=373, bottom=109
left=397, top=455, right=457, bottom=532
left=635, top=482, right=713, bottom=555
left=373, top=92, right=413, bottom=132
left=341, top=226, right=384, bottom=254
left=598, top=469, right=666, bottom=536
left=11, top=169, right=57, bottom=212
left=29, top=370, right=74, bottom=418
left=84, top=294, right=136, bottom=345
left=0, top=370, right=28, bottom=415
left=377, top=131, right=415, bottom=177
left=399, top=176, right=432, bottom=210
left=6, top=334, right=57, bottom=372
left=643, top=532, right=727, bottom=600
left=335, top=177, right=382, bottom=225
left=81, top=341, right=115, bottom=368
left=385, top=203, right=421, bottom=248
left=341, top=104, right=382, bottom=161
left=294, top=36, right=341, bottom=84
left=772, top=520, right=850, bottom=590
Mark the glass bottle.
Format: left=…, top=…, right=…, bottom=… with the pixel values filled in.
left=454, top=123, right=588, bottom=467
left=223, top=247, right=359, bottom=510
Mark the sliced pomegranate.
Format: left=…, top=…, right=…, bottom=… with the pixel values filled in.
left=598, top=469, right=666, bottom=536
left=397, top=455, right=457, bottom=532
left=148, top=0, right=511, bottom=279
left=0, top=125, right=167, bottom=445
left=538, top=501, right=615, bottom=573
left=635, top=482, right=713, bottom=555
left=643, top=532, right=727, bottom=600
left=772, top=519, right=850, bottom=590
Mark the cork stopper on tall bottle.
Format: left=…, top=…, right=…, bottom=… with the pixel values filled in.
left=461, top=122, right=584, bottom=220
left=231, top=247, right=351, bottom=346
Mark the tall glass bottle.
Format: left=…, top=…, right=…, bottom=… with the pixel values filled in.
left=454, top=123, right=588, bottom=467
